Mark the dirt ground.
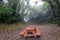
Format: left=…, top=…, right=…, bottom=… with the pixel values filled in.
left=0, top=24, right=60, bottom=40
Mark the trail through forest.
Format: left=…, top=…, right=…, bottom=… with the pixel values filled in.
left=0, top=24, right=60, bottom=40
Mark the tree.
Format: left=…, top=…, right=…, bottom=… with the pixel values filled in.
left=0, top=0, right=25, bottom=23
left=43, top=0, right=60, bottom=25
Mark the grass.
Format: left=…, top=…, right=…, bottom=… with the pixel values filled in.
left=0, top=23, right=24, bottom=32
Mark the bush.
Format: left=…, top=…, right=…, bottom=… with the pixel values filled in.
left=0, top=4, right=23, bottom=24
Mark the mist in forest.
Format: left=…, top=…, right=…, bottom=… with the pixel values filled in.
left=0, top=0, right=60, bottom=25
left=23, top=0, right=53, bottom=24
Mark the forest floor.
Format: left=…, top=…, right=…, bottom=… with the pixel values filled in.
left=0, top=24, right=60, bottom=40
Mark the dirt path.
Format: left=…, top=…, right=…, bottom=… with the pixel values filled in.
left=36, top=25, right=60, bottom=40
left=0, top=24, right=60, bottom=40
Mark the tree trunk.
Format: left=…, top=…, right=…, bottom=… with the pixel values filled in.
left=47, top=0, right=56, bottom=17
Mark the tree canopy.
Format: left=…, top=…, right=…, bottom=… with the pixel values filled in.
left=0, top=0, right=60, bottom=25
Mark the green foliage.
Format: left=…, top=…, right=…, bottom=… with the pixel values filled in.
left=43, top=0, right=60, bottom=25
left=8, top=0, right=17, bottom=3
left=44, top=1, right=50, bottom=7
left=0, top=1, right=23, bottom=24
left=0, top=3, right=13, bottom=23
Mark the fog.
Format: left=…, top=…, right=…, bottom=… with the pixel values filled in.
left=23, top=1, right=52, bottom=23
